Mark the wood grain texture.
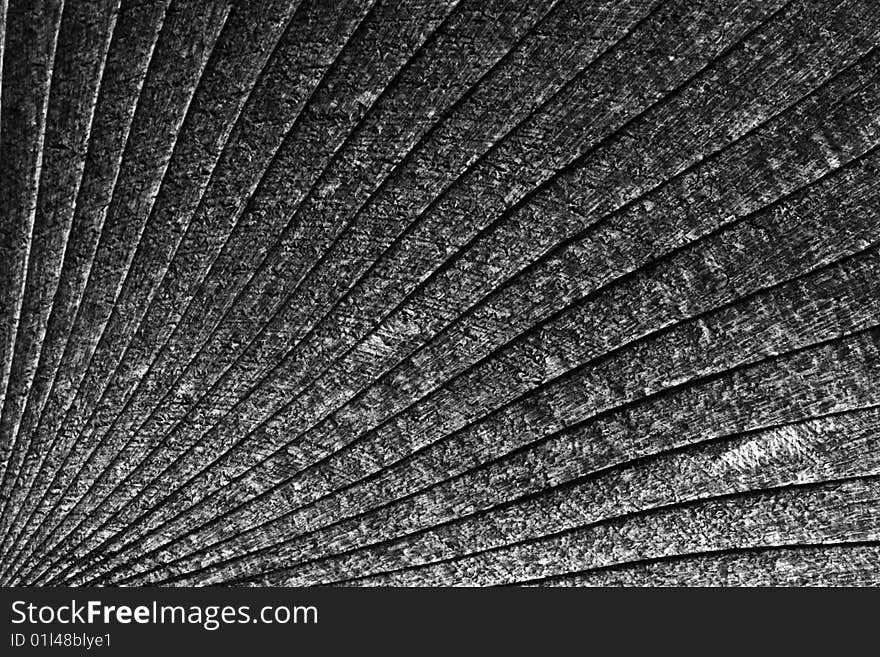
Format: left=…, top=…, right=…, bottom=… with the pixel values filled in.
left=0, top=0, right=877, bottom=586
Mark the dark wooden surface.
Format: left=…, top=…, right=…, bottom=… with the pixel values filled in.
left=0, top=0, right=878, bottom=586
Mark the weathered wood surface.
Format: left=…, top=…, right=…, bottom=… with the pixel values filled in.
left=0, top=0, right=877, bottom=586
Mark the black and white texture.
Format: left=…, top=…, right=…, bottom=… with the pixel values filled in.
left=0, top=0, right=878, bottom=587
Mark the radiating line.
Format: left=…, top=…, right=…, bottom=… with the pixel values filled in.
left=0, top=0, right=173, bottom=552
left=17, top=0, right=468, bottom=582
left=0, top=0, right=8, bottom=183
left=0, top=0, right=67, bottom=542
left=18, top=0, right=460, bottom=568
left=112, top=402, right=880, bottom=586
left=298, top=474, right=880, bottom=586
left=2, top=3, right=173, bottom=541
left=97, top=259, right=880, bottom=586
left=64, top=125, right=880, bottom=586
left=134, top=36, right=877, bottom=564
left=0, top=0, right=123, bottom=566
left=38, top=0, right=662, bottom=579
left=58, top=0, right=772, bottom=578
left=503, top=541, right=880, bottom=587
left=4, top=0, right=878, bottom=588
left=2, top=4, right=231, bottom=576
left=4, top=0, right=307, bottom=579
